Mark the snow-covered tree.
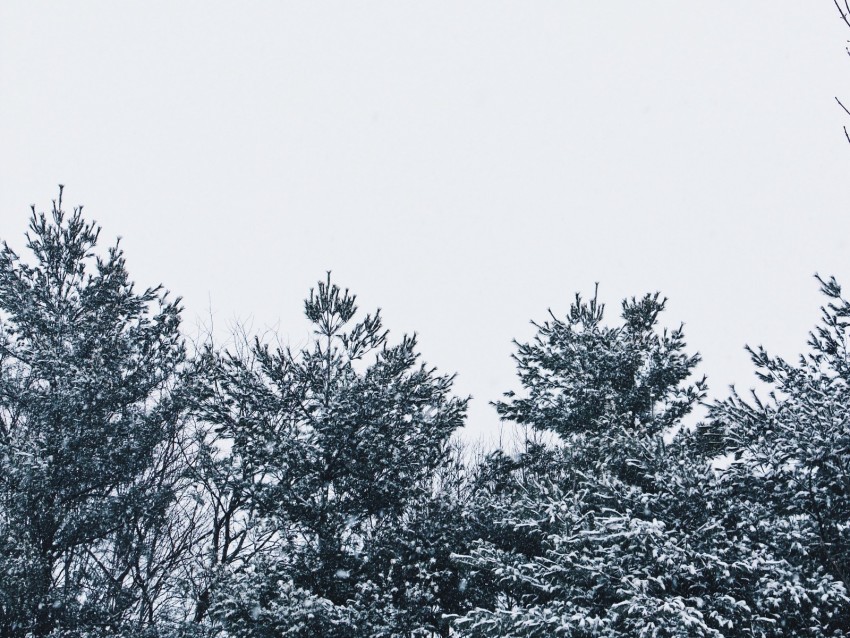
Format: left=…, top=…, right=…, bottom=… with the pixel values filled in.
left=708, top=275, right=850, bottom=634
left=354, top=440, right=497, bottom=637
left=453, top=289, right=832, bottom=637
left=196, top=274, right=468, bottom=636
left=496, top=288, right=705, bottom=443
left=0, top=189, right=189, bottom=636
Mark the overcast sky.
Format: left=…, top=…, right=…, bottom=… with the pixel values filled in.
left=2, top=2, right=850, bottom=444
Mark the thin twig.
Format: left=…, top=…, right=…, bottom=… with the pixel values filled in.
left=836, top=0, right=850, bottom=29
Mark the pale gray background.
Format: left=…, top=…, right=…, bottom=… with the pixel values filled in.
left=2, top=2, right=849, bottom=445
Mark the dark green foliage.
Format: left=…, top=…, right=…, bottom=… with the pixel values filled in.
left=195, top=274, right=468, bottom=636
left=455, top=289, right=825, bottom=636
left=5, top=190, right=850, bottom=637
left=0, top=189, right=187, bottom=636
left=455, top=291, right=711, bottom=635
left=497, top=288, right=706, bottom=442
left=708, top=275, right=850, bottom=633
left=359, top=443, right=495, bottom=636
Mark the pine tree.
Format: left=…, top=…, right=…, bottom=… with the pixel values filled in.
left=195, top=274, right=468, bottom=636
left=357, top=440, right=496, bottom=636
left=708, top=275, right=850, bottom=634
left=454, top=289, right=795, bottom=636
left=496, top=288, right=704, bottom=443
left=0, top=189, right=188, bottom=636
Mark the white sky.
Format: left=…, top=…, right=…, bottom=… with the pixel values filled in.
left=2, top=2, right=850, bottom=445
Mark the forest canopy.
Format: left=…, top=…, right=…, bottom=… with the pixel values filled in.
left=1, top=189, right=849, bottom=637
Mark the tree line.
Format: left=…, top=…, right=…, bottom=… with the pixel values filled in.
left=1, top=188, right=849, bottom=637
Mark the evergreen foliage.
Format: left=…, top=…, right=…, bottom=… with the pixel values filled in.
left=3, top=191, right=850, bottom=637
left=0, top=189, right=188, bottom=636
left=194, top=274, right=468, bottom=636
left=453, top=290, right=844, bottom=636
left=707, top=275, right=850, bottom=633
left=454, top=291, right=720, bottom=636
